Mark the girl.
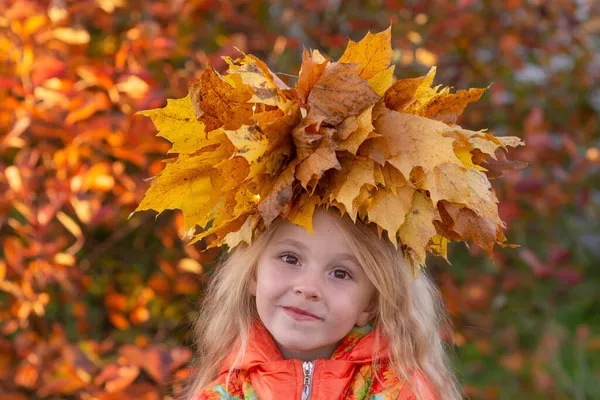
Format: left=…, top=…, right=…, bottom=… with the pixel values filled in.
left=183, top=206, right=461, bottom=400
left=135, top=28, right=522, bottom=400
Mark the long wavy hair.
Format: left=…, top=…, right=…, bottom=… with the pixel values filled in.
left=181, top=205, right=462, bottom=400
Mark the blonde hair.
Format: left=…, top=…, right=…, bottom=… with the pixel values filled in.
left=181, top=205, right=462, bottom=400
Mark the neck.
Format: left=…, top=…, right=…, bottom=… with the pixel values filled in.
left=275, top=339, right=341, bottom=361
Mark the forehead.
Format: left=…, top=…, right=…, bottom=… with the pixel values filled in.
left=269, top=209, right=352, bottom=252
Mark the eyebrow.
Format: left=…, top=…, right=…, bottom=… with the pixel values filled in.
left=276, top=238, right=360, bottom=265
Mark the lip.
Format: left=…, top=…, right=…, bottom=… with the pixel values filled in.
left=282, top=306, right=322, bottom=321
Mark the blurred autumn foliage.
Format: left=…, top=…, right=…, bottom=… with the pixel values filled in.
left=0, top=0, right=599, bottom=399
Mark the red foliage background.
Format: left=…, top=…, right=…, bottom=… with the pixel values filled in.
left=1, top=1, right=599, bottom=399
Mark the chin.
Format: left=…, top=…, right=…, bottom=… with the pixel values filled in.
left=273, top=334, right=319, bottom=352
left=274, top=335, right=306, bottom=348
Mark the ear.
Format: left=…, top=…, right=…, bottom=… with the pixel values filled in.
left=249, top=274, right=257, bottom=296
left=356, top=295, right=377, bottom=327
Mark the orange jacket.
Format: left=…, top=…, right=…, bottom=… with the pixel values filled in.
left=193, top=320, right=438, bottom=400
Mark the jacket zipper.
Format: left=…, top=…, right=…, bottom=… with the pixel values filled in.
left=301, top=360, right=315, bottom=400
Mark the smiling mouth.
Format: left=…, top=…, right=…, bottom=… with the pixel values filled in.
left=282, top=307, right=322, bottom=321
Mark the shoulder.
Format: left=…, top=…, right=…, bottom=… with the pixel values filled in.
left=367, top=364, right=438, bottom=400
left=191, top=375, right=228, bottom=400
left=401, top=370, right=438, bottom=400
left=192, top=370, right=256, bottom=400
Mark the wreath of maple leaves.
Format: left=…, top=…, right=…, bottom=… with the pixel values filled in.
left=135, top=27, right=526, bottom=272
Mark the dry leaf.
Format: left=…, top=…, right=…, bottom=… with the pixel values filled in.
left=188, top=66, right=253, bottom=131
left=397, top=191, right=439, bottom=267
left=224, top=54, right=291, bottom=110
left=288, top=193, right=322, bottom=234
left=137, top=96, right=221, bottom=154
left=297, top=48, right=330, bottom=103
left=339, top=26, right=394, bottom=80
left=306, top=62, right=379, bottom=127
left=375, top=110, right=462, bottom=179
left=330, top=157, right=376, bottom=215
left=136, top=27, right=524, bottom=270
left=296, top=134, right=341, bottom=190
left=367, top=186, right=415, bottom=247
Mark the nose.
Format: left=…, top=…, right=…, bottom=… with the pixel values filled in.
left=292, top=272, right=321, bottom=300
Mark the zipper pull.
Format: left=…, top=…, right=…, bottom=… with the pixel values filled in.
left=301, top=360, right=315, bottom=400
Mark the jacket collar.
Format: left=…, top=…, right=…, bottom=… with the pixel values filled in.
left=221, top=319, right=390, bottom=373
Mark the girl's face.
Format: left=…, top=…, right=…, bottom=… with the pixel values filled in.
left=250, top=209, right=377, bottom=361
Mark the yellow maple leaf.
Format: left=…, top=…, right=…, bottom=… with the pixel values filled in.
left=497, top=136, right=526, bottom=148
left=384, top=73, right=429, bottom=112
left=444, top=128, right=504, bottom=161
left=350, top=183, right=376, bottom=223
left=421, top=87, right=487, bottom=122
left=374, top=110, right=462, bottom=179
left=367, top=65, right=395, bottom=96
left=416, top=162, right=502, bottom=226
left=223, top=54, right=292, bottom=111
left=385, top=66, right=485, bottom=123
left=135, top=141, right=237, bottom=231
left=337, top=105, right=375, bottom=155
left=442, top=202, right=498, bottom=256
left=297, top=48, right=330, bottom=104
left=398, top=191, right=439, bottom=269
left=336, top=115, right=359, bottom=141
left=134, top=27, right=525, bottom=269
left=462, top=169, right=503, bottom=225
left=224, top=124, right=271, bottom=166
left=234, top=177, right=267, bottom=216
left=374, top=163, right=385, bottom=187
left=211, top=156, right=250, bottom=193
left=257, top=158, right=300, bottom=227
left=381, top=163, right=408, bottom=195
left=189, top=66, right=254, bottom=131
left=288, top=194, right=322, bottom=234
left=331, top=157, right=376, bottom=216
left=428, top=234, right=450, bottom=263
left=223, top=103, right=300, bottom=181
left=223, top=214, right=260, bottom=249
left=306, top=62, right=379, bottom=127
left=296, top=133, right=341, bottom=190
left=418, top=162, right=470, bottom=206
left=386, top=66, right=438, bottom=114
left=137, top=95, right=221, bottom=154
left=357, top=135, right=387, bottom=165
left=453, top=144, right=487, bottom=171
left=339, top=26, right=394, bottom=80
left=366, top=186, right=414, bottom=248
left=191, top=213, right=251, bottom=248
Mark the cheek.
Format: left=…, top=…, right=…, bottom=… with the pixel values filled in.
left=356, top=281, right=376, bottom=304
left=256, top=263, right=288, bottom=293
left=324, top=285, right=355, bottom=305
left=330, top=283, right=375, bottom=313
